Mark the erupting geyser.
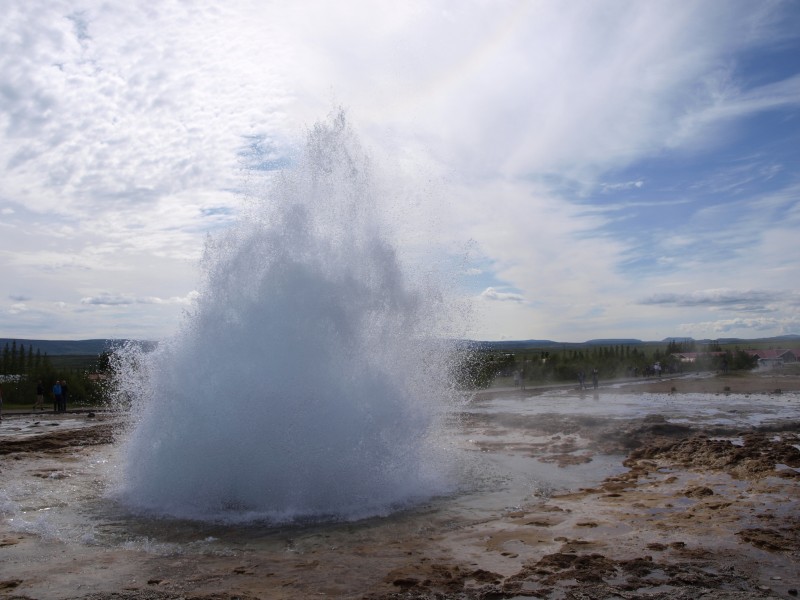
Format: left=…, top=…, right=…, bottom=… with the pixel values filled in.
left=111, top=112, right=461, bottom=523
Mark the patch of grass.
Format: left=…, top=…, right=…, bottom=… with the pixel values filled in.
left=48, top=355, right=103, bottom=371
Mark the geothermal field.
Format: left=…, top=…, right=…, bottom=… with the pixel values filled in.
left=1, top=371, right=799, bottom=599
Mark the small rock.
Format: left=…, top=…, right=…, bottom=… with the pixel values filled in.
left=0, top=580, right=22, bottom=590
left=393, top=577, right=420, bottom=589
left=684, top=486, right=714, bottom=498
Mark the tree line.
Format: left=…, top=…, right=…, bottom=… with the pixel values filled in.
left=454, top=341, right=759, bottom=389
left=0, top=341, right=108, bottom=406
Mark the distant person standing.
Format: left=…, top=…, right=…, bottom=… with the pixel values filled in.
left=52, top=380, right=62, bottom=413
left=591, top=368, right=599, bottom=390
left=578, top=370, right=586, bottom=390
left=60, top=380, right=69, bottom=413
left=35, top=380, right=45, bottom=410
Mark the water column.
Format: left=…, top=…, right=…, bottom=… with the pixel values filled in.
left=112, top=112, right=459, bottom=523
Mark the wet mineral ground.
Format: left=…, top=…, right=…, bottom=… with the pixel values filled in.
left=1, top=370, right=799, bottom=599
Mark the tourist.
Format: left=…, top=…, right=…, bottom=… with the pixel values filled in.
left=52, top=380, right=62, bottom=413
left=60, top=380, right=69, bottom=413
left=35, top=380, right=45, bottom=410
left=592, top=368, right=599, bottom=389
left=578, top=370, right=585, bottom=390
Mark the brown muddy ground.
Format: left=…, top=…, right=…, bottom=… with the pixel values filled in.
left=1, top=372, right=799, bottom=600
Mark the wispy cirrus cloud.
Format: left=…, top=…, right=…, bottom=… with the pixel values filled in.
left=680, top=316, right=800, bottom=335
left=638, top=289, right=786, bottom=311
left=600, top=180, right=645, bottom=194
left=480, top=288, right=525, bottom=303
left=80, top=292, right=198, bottom=306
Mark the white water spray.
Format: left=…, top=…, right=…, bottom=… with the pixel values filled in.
left=112, top=112, right=461, bottom=523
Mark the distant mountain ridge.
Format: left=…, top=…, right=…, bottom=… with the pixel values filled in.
left=0, top=338, right=126, bottom=356
left=473, top=334, right=800, bottom=351
left=2, top=334, right=799, bottom=356
left=469, top=339, right=559, bottom=350
left=584, top=338, right=643, bottom=345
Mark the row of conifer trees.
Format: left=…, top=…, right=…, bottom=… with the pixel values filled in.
left=1, top=341, right=106, bottom=406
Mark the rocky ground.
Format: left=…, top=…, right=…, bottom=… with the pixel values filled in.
left=1, top=371, right=799, bottom=599
left=393, top=424, right=799, bottom=599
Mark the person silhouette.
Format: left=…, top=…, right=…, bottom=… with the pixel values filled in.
left=60, top=380, right=69, bottom=413
left=35, top=380, right=45, bottom=410
left=52, top=380, right=62, bottom=413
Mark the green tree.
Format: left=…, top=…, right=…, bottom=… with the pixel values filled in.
left=9, top=340, right=18, bottom=374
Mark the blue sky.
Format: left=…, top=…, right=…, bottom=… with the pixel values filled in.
left=1, top=1, right=799, bottom=342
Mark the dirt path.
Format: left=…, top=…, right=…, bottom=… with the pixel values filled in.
left=617, top=369, right=800, bottom=395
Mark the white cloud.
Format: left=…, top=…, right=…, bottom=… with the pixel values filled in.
left=668, top=73, right=800, bottom=149
left=639, top=289, right=785, bottom=310
left=480, top=288, right=525, bottom=303
left=80, top=292, right=196, bottom=306
left=9, top=303, right=28, bottom=315
left=680, top=316, right=800, bottom=336
left=601, top=181, right=645, bottom=193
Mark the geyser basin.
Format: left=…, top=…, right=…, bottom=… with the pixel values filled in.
left=112, top=112, right=460, bottom=523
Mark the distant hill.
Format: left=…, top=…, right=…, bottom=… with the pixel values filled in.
left=691, top=335, right=800, bottom=345
left=584, top=338, right=643, bottom=346
left=3, top=334, right=798, bottom=357
left=475, top=334, right=800, bottom=351
left=769, top=333, right=800, bottom=342
left=751, top=334, right=800, bottom=342
left=476, top=338, right=645, bottom=351
left=473, top=339, right=559, bottom=351
left=0, top=338, right=123, bottom=356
